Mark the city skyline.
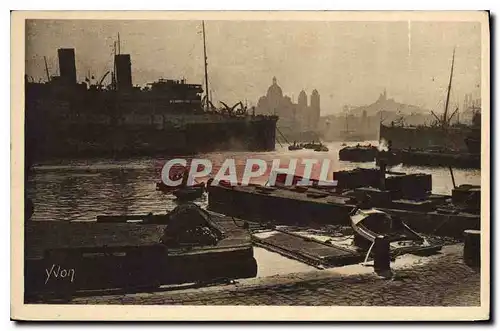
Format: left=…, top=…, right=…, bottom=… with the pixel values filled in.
left=26, top=19, right=481, bottom=115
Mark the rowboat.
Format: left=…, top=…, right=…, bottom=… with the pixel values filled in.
left=349, top=208, right=435, bottom=254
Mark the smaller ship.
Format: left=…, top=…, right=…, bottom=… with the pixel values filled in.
left=288, top=141, right=304, bottom=151
left=379, top=48, right=481, bottom=155
left=302, top=141, right=326, bottom=150
left=314, top=143, right=329, bottom=152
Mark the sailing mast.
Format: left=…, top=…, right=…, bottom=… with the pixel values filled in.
left=202, top=21, right=210, bottom=111
left=442, top=48, right=456, bottom=128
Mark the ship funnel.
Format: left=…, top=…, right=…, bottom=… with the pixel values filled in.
left=57, top=48, right=77, bottom=85
left=114, top=54, right=133, bottom=90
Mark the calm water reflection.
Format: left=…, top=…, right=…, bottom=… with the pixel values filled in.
left=27, top=142, right=481, bottom=221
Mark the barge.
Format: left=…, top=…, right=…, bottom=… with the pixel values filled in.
left=207, top=167, right=480, bottom=239
left=339, top=145, right=378, bottom=162
left=25, top=204, right=257, bottom=301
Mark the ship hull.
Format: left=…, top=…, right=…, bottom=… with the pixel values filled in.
left=26, top=103, right=277, bottom=161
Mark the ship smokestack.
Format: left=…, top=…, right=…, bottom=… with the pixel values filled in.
left=57, top=48, right=77, bottom=85
left=114, top=54, right=133, bottom=90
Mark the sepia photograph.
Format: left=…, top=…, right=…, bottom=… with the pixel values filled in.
left=11, top=10, right=490, bottom=321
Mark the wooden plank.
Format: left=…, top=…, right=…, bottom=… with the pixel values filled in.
left=252, top=231, right=363, bottom=267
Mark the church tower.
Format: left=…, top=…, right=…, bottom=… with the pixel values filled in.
left=310, top=89, right=320, bottom=131
left=297, top=90, right=308, bottom=131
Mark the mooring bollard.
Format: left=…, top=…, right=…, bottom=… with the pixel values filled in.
left=373, top=236, right=391, bottom=273
left=463, top=229, right=480, bottom=267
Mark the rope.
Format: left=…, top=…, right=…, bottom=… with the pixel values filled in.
left=276, top=127, right=291, bottom=145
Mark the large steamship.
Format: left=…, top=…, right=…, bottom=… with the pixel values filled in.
left=25, top=25, right=278, bottom=163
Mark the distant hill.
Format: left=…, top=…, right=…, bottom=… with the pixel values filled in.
left=347, top=90, right=430, bottom=117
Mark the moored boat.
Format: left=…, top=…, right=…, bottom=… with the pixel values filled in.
left=339, top=144, right=377, bottom=162
left=207, top=165, right=479, bottom=238
left=173, top=184, right=206, bottom=201
left=25, top=203, right=257, bottom=300
left=302, top=141, right=325, bottom=150
left=288, top=142, right=303, bottom=151
left=314, top=144, right=329, bottom=152
left=349, top=207, right=434, bottom=253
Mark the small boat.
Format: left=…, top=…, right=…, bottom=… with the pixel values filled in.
left=288, top=144, right=303, bottom=151
left=339, top=144, right=377, bottom=162
left=173, top=183, right=206, bottom=201
left=349, top=207, right=432, bottom=252
left=314, top=144, right=329, bottom=152
left=302, top=141, right=324, bottom=150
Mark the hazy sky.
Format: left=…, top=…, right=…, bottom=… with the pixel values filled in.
left=26, top=20, right=482, bottom=115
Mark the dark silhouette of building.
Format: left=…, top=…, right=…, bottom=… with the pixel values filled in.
left=256, top=77, right=321, bottom=137
left=310, top=89, right=320, bottom=131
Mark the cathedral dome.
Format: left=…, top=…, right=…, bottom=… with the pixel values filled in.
left=266, top=76, right=283, bottom=99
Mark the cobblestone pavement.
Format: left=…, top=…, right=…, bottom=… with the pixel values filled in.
left=69, top=244, right=481, bottom=306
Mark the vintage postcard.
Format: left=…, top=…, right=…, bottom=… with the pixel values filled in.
left=11, top=11, right=490, bottom=321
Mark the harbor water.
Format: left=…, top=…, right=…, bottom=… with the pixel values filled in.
left=25, top=141, right=480, bottom=278
left=27, top=141, right=481, bottom=222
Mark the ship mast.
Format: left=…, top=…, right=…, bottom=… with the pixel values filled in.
left=117, top=32, right=121, bottom=55
left=112, top=40, right=117, bottom=90
left=442, top=48, right=455, bottom=128
left=202, top=21, right=210, bottom=111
